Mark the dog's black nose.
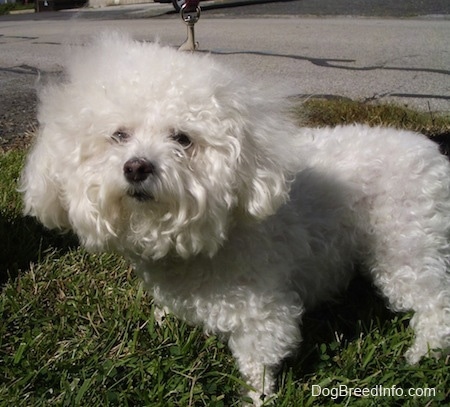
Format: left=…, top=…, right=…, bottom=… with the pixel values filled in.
left=123, top=158, right=155, bottom=182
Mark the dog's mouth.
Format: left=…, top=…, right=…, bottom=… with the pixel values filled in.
left=127, top=187, right=154, bottom=202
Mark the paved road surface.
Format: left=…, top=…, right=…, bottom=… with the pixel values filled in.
left=199, top=0, right=450, bottom=18
left=1, top=1, right=449, bottom=147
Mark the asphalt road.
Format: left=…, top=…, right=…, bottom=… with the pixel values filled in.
left=198, top=0, right=450, bottom=18
left=1, top=0, right=449, bottom=148
left=6, top=0, right=449, bottom=19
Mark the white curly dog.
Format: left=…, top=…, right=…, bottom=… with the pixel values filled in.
left=21, top=33, right=450, bottom=405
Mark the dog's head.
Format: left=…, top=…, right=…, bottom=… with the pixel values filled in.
left=21, top=32, right=295, bottom=260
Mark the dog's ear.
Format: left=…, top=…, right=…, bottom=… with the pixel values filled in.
left=241, top=166, right=288, bottom=221
left=20, top=131, right=70, bottom=230
left=237, top=132, right=290, bottom=221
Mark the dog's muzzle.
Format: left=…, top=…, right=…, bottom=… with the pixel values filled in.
left=123, top=157, right=155, bottom=201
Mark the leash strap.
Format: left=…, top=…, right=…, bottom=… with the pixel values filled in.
left=183, top=0, right=200, bottom=12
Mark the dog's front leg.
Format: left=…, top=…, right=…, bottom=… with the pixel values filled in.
left=231, top=353, right=276, bottom=406
left=227, top=310, right=302, bottom=406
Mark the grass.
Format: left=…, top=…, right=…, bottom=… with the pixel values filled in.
left=1, top=99, right=449, bottom=406
left=300, top=98, right=450, bottom=137
left=0, top=2, right=34, bottom=15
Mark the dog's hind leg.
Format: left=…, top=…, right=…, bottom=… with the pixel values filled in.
left=365, top=168, right=450, bottom=363
left=369, top=243, right=450, bottom=363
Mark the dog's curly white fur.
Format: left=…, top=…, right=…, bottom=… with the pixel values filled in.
left=21, top=33, right=450, bottom=405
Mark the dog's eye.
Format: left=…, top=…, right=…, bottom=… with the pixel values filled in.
left=172, top=131, right=192, bottom=149
left=112, top=130, right=131, bottom=143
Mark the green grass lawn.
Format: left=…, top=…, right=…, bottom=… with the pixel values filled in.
left=1, top=100, right=449, bottom=406
left=0, top=2, right=34, bottom=16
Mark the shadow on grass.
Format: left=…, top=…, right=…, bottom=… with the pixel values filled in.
left=0, top=213, right=78, bottom=286
left=294, top=276, right=397, bottom=375
left=431, top=132, right=450, bottom=156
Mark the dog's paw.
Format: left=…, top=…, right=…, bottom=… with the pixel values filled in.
left=154, top=305, right=170, bottom=326
left=242, top=391, right=277, bottom=407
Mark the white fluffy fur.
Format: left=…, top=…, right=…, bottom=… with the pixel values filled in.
left=21, top=33, right=450, bottom=405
